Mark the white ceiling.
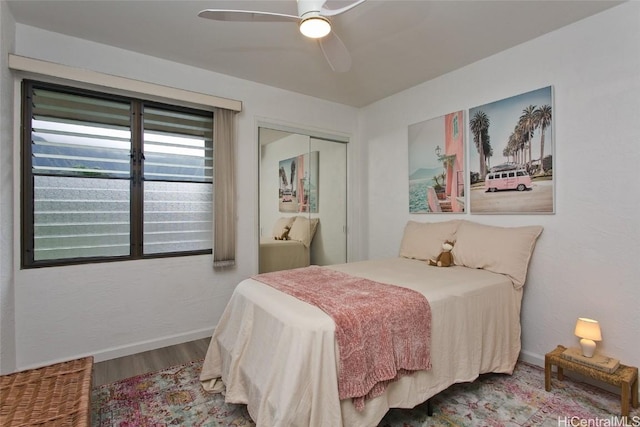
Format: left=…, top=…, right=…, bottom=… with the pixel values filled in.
left=7, top=0, right=622, bottom=107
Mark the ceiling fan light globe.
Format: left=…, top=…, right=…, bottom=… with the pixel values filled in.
left=300, top=16, right=331, bottom=38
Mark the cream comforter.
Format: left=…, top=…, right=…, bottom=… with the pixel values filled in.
left=200, top=257, right=523, bottom=427
left=259, top=237, right=310, bottom=273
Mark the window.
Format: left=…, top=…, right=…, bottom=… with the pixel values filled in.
left=21, top=81, right=214, bottom=268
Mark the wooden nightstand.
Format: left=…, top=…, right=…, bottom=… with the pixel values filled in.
left=545, top=345, right=638, bottom=417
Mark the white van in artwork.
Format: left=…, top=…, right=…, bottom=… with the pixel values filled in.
left=484, top=169, right=532, bottom=192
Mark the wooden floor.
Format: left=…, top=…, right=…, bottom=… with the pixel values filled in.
left=92, top=337, right=211, bottom=386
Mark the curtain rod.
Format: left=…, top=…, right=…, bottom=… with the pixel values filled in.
left=8, top=54, right=242, bottom=112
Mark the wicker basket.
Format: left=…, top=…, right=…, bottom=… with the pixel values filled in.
left=1, top=356, right=93, bottom=427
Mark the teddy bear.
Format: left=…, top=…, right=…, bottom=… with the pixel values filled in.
left=428, top=241, right=454, bottom=267
left=274, top=225, right=291, bottom=240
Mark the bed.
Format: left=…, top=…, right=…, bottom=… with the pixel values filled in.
left=259, top=216, right=319, bottom=273
left=259, top=238, right=310, bottom=273
left=201, top=220, right=543, bottom=427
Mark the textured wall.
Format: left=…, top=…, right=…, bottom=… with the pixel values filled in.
left=360, top=2, right=640, bottom=369
left=0, top=0, right=16, bottom=374
left=7, top=24, right=359, bottom=369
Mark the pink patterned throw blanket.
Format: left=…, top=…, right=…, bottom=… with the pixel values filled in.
left=252, top=265, right=432, bottom=410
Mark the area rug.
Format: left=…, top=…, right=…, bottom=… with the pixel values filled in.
left=92, top=360, right=639, bottom=426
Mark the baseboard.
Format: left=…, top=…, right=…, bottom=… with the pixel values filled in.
left=17, top=327, right=215, bottom=371
left=92, top=327, right=215, bottom=363
left=519, top=349, right=545, bottom=368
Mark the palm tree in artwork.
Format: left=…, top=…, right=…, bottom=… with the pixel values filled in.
left=290, top=159, right=297, bottom=194
left=534, top=104, right=552, bottom=169
left=506, top=128, right=519, bottom=163
left=483, top=132, right=493, bottom=168
left=519, top=105, right=537, bottom=170
left=279, top=166, right=288, bottom=187
left=503, top=146, right=512, bottom=162
left=470, top=110, right=490, bottom=180
left=516, top=123, right=528, bottom=165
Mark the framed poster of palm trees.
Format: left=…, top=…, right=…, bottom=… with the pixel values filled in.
left=279, top=151, right=319, bottom=213
left=408, top=111, right=465, bottom=213
left=468, top=86, right=554, bottom=214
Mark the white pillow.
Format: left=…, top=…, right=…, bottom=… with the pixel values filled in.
left=272, top=217, right=295, bottom=239
left=451, top=221, right=543, bottom=288
left=399, top=220, right=461, bottom=261
left=288, top=216, right=319, bottom=247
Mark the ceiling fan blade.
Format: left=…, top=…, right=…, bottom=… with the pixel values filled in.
left=198, top=9, right=299, bottom=22
left=320, top=0, right=367, bottom=17
left=319, top=31, right=351, bottom=72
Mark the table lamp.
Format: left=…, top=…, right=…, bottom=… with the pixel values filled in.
left=574, top=317, right=602, bottom=357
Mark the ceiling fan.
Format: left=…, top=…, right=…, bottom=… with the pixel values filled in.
left=198, top=0, right=367, bottom=72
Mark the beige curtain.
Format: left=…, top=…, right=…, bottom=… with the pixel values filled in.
left=213, top=108, right=237, bottom=268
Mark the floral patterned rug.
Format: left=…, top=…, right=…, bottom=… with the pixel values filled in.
left=92, top=360, right=639, bottom=426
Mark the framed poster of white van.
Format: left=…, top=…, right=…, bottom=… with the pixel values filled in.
left=468, top=86, right=554, bottom=214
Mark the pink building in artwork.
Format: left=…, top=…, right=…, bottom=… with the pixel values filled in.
left=444, top=111, right=465, bottom=212
left=425, top=111, right=465, bottom=213
left=295, top=154, right=307, bottom=212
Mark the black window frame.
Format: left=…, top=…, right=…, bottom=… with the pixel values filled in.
left=21, top=80, right=213, bottom=269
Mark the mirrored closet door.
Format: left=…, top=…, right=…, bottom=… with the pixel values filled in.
left=258, top=126, right=347, bottom=273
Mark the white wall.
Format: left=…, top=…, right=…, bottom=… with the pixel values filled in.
left=360, top=2, right=640, bottom=369
left=0, top=0, right=16, bottom=374
left=5, top=23, right=359, bottom=370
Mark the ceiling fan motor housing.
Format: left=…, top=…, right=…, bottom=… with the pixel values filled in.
left=297, top=0, right=326, bottom=17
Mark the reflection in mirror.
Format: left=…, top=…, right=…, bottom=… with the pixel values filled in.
left=259, top=127, right=347, bottom=273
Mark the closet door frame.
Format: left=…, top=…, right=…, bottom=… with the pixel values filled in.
left=257, top=121, right=348, bottom=271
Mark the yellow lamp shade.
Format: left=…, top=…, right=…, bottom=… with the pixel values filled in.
left=574, top=317, right=602, bottom=341
left=574, top=317, right=602, bottom=358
